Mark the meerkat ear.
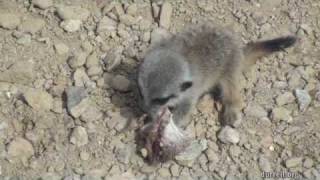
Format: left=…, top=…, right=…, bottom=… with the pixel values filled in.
left=180, top=81, right=193, bottom=92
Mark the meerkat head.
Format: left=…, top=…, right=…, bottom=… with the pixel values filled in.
left=138, top=49, right=193, bottom=121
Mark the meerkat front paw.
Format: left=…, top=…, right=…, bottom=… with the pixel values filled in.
left=221, top=106, right=242, bottom=127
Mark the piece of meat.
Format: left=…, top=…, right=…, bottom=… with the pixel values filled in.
left=137, top=108, right=191, bottom=164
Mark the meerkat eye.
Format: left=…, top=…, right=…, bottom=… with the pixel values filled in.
left=180, top=81, right=193, bottom=92
left=152, top=95, right=176, bottom=105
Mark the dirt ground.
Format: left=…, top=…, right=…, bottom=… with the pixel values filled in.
left=0, top=0, right=320, bottom=179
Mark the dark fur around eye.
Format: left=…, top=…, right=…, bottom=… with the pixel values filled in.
left=180, top=81, right=193, bottom=92
left=152, top=95, right=175, bottom=105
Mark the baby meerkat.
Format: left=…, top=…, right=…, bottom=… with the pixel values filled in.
left=138, top=23, right=297, bottom=128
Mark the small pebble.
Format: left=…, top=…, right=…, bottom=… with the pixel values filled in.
left=218, top=126, right=240, bottom=144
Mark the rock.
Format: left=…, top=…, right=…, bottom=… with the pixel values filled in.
left=23, top=88, right=53, bottom=111
left=0, top=61, right=34, bottom=85
left=119, top=14, right=137, bottom=26
left=7, top=137, right=34, bottom=160
left=54, top=43, right=69, bottom=55
left=107, top=109, right=129, bottom=131
left=175, top=139, right=207, bottom=167
left=56, top=6, right=90, bottom=21
left=86, top=52, right=100, bottom=67
left=217, top=126, right=240, bottom=144
left=70, top=126, right=88, bottom=146
left=19, top=17, right=45, bottom=34
left=97, top=16, right=117, bottom=34
left=66, top=87, right=90, bottom=118
left=294, top=89, right=311, bottom=111
left=16, top=34, right=32, bottom=45
left=0, top=13, right=20, bottom=29
left=80, top=151, right=90, bottom=161
left=60, top=19, right=82, bottom=32
left=110, top=75, right=130, bottom=92
left=158, top=168, right=171, bottom=178
left=80, top=105, right=103, bottom=122
left=73, top=68, right=95, bottom=88
left=303, top=158, right=314, bottom=168
left=52, top=98, right=63, bottom=114
left=102, top=47, right=123, bottom=71
left=285, top=157, right=303, bottom=168
left=170, top=164, right=180, bottom=177
left=244, top=104, right=268, bottom=118
left=127, top=4, right=138, bottom=15
left=32, top=0, right=53, bottom=9
left=159, top=2, right=173, bottom=29
left=271, top=107, right=292, bottom=123
left=87, top=66, right=103, bottom=77
left=151, top=28, right=171, bottom=44
left=68, top=52, right=87, bottom=68
left=258, top=156, right=272, bottom=172
left=276, top=92, right=295, bottom=106
left=116, top=144, right=133, bottom=164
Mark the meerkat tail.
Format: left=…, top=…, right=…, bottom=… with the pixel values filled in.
left=244, top=36, right=297, bottom=66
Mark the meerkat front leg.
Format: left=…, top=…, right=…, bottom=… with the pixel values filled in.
left=219, top=75, right=243, bottom=127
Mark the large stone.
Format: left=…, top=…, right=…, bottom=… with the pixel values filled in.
left=23, top=88, right=53, bottom=111
left=66, top=87, right=90, bottom=118
left=218, top=126, right=240, bottom=144
left=7, top=137, right=34, bottom=160
left=70, top=126, right=88, bottom=146
left=0, top=61, right=34, bottom=85
left=175, top=139, right=207, bottom=167
left=0, top=12, right=21, bottom=29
